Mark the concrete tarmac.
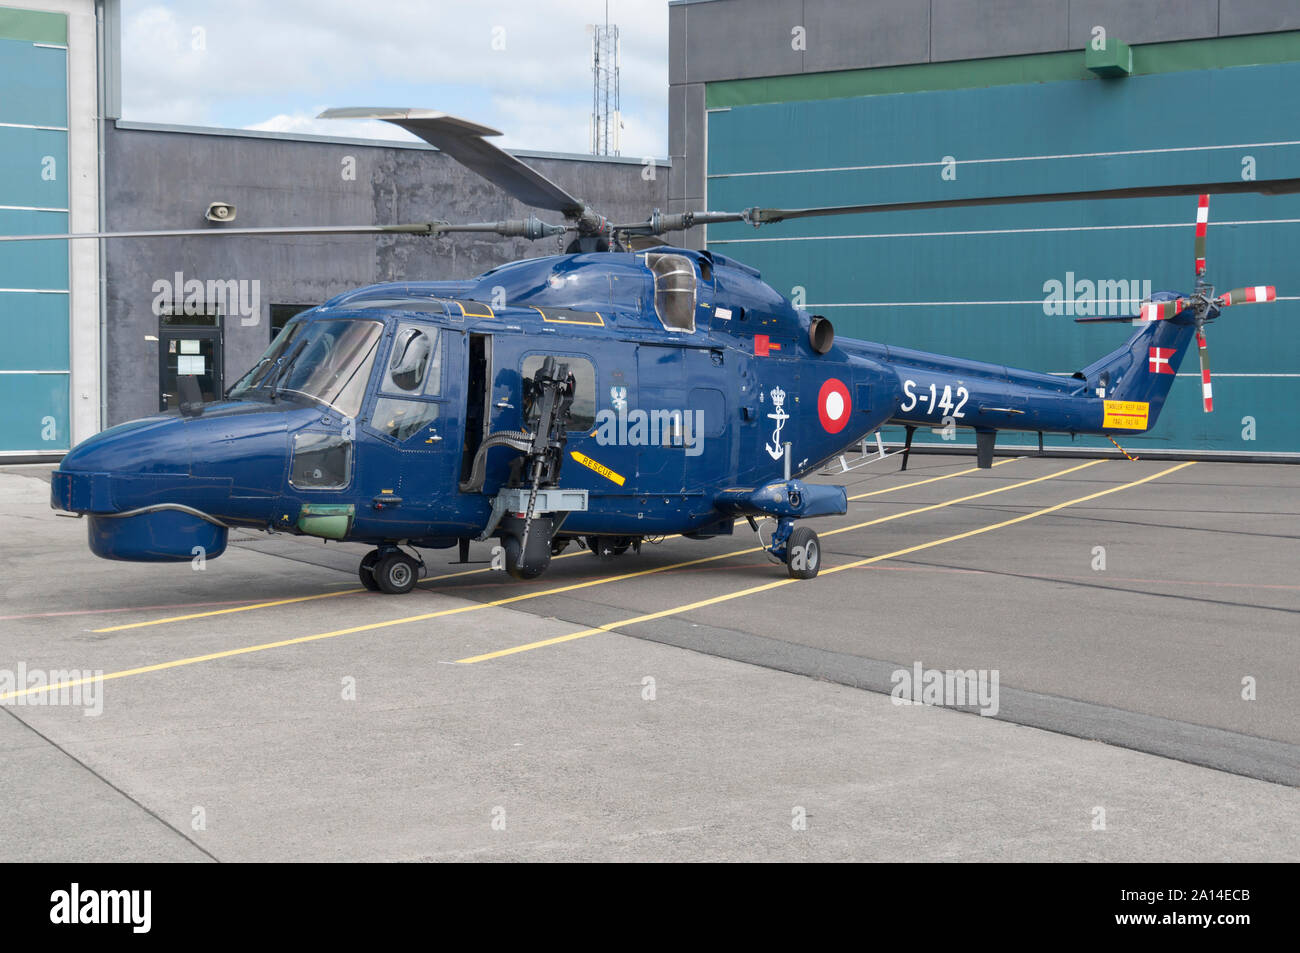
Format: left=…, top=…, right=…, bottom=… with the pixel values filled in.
left=1, top=455, right=1296, bottom=861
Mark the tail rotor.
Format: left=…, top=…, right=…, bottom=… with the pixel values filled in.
left=1077, top=194, right=1279, bottom=412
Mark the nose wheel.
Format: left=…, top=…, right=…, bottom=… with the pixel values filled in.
left=359, top=548, right=423, bottom=594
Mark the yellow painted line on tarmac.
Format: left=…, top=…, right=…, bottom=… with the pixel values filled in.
left=455, top=461, right=1194, bottom=663
left=819, top=458, right=1101, bottom=542
left=848, top=456, right=1015, bottom=500
left=93, top=587, right=366, bottom=632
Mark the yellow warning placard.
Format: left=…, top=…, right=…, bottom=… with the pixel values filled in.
left=1103, top=400, right=1149, bottom=430
left=570, top=450, right=626, bottom=486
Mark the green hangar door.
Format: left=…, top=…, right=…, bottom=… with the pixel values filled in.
left=0, top=8, right=70, bottom=454
left=705, top=41, right=1300, bottom=457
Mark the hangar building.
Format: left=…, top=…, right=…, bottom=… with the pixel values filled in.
left=668, top=0, right=1300, bottom=458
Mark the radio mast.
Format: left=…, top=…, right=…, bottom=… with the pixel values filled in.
left=590, top=2, right=621, bottom=156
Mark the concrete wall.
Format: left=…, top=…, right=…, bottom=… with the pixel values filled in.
left=103, top=122, right=669, bottom=425
left=668, top=0, right=1300, bottom=247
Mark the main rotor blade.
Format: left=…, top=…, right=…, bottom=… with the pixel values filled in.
left=0, top=217, right=566, bottom=243
left=320, top=108, right=587, bottom=219
left=0, top=224, right=438, bottom=242
left=687, top=176, right=1300, bottom=230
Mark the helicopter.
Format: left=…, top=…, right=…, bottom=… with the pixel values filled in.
left=9, top=108, right=1296, bottom=592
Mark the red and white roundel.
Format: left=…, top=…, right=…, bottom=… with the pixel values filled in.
left=818, top=378, right=851, bottom=433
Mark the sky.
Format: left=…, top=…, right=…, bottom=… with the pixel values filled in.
left=119, top=0, right=671, bottom=157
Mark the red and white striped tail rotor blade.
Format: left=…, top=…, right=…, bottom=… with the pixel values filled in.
left=1140, top=298, right=1188, bottom=322
left=1196, top=330, right=1213, bottom=413
left=1216, top=285, right=1276, bottom=307
left=1194, top=194, right=1209, bottom=276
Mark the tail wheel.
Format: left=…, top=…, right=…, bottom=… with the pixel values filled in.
left=785, top=527, right=820, bottom=580
left=374, top=552, right=419, bottom=594
left=358, top=550, right=382, bottom=591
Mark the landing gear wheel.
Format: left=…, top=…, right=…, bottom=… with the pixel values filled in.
left=358, top=550, right=382, bottom=591
left=374, top=551, right=419, bottom=594
left=785, top=527, right=820, bottom=580
left=586, top=535, right=631, bottom=558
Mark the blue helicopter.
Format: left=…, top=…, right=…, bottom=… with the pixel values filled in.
left=12, top=109, right=1293, bottom=591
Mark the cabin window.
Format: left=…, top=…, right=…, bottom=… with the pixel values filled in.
left=290, top=432, right=351, bottom=489
left=521, top=354, right=596, bottom=432
left=372, top=398, right=440, bottom=442
left=646, top=253, right=697, bottom=333
left=383, top=324, right=441, bottom=396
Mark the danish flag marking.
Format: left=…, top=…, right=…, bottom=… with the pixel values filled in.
left=1148, top=347, right=1175, bottom=374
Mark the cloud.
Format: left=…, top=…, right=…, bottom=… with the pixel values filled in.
left=120, top=0, right=669, bottom=154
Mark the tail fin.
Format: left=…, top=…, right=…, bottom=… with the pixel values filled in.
left=1077, top=293, right=1197, bottom=425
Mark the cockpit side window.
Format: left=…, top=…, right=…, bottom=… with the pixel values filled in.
left=382, top=324, right=441, bottom=396
left=646, top=253, right=697, bottom=333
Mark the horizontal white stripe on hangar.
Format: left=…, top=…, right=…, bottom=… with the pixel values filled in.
left=709, top=219, right=1300, bottom=245
left=708, top=139, right=1300, bottom=179
left=0, top=121, right=69, bottom=132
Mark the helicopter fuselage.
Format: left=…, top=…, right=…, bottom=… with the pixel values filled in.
left=50, top=246, right=1195, bottom=580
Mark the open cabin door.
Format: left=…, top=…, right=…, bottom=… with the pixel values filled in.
left=459, top=332, right=494, bottom=489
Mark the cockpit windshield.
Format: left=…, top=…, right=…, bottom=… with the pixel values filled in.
left=229, top=318, right=382, bottom=418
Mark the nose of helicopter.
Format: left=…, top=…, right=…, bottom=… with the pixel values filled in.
left=58, top=414, right=193, bottom=476
left=51, top=404, right=301, bottom=562
left=51, top=414, right=217, bottom=562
